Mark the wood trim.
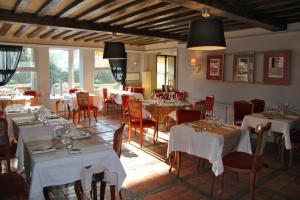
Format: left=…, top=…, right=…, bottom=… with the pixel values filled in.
left=55, top=0, right=84, bottom=17
left=27, top=26, right=47, bottom=38
left=0, top=23, right=13, bottom=36
left=40, top=28, right=57, bottom=39
left=13, top=24, right=30, bottom=37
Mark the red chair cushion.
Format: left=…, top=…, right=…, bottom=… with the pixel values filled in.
left=105, top=99, right=116, bottom=104
left=0, top=172, right=25, bottom=198
left=0, top=140, right=17, bottom=157
left=223, top=152, right=253, bottom=170
left=24, top=90, right=37, bottom=97
left=78, top=105, right=98, bottom=110
left=130, top=118, right=157, bottom=126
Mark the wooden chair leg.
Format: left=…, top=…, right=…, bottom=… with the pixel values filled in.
left=176, top=151, right=181, bottom=178
left=289, top=148, right=293, bottom=167
left=128, top=124, right=132, bottom=144
left=100, top=180, right=106, bottom=200
left=119, top=190, right=123, bottom=200
left=110, top=185, right=116, bottom=200
left=92, top=180, right=97, bottom=200
left=218, top=173, right=224, bottom=196
left=43, top=187, right=50, bottom=200
left=280, top=138, right=285, bottom=167
left=169, top=152, right=173, bottom=173
left=94, top=109, right=98, bottom=122
left=74, top=180, right=82, bottom=200
left=210, top=173, right=215, bottom=196
left=140, top=125, right=143, bottom=148
left=249, top=173, right=256, bottom=200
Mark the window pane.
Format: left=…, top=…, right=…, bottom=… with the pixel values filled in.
left=7, top=71, right=35, bottom=90
left=18, top=48, right=34, bottom=67
left=73, top=49, right=80, bottom=89
left=166, top=57, right=175, bottom=85
left=93, top=70, right=116, bottom=90
left=156, top=56, right=166, bottom=89
left=49, top=49, right=69, bottom=96
left=95, top=50, right=110, bottom=68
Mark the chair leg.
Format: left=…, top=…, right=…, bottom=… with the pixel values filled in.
left=74, top=180, right=82, bottom=200
left=119, top=190, right=123, bottom=200
left=210, top=173, right=215, bottom=196
left=169, top=152, right=174, bottom=173
left=128, top=124, right=132, bottom=144
left=43, top=188, right=50, bottom=200
left=280, top=138, right=285, bottom=167
left=100, top=180, right=106, bottom=200
left=249, top=173, right=256, bottom=200
left=218, top=173, right=224, bottom=196
left=176, top=151, right=181, bottom=178
left=92, top=180, right=97, bottom=200
left=94, top=109, right=98, bottom=122
left=289, top=148, right=293, bottom=167
left=197, top=158, right=201, bottom=175
left=140, top=125, right=143, bottom=148
left=110, top=185, right=116, bottom=200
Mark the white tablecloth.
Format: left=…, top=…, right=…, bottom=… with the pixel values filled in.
left=14, top=120, right=126, bottom=200
left=63, top=93, right=101, bottom=108
left=241, top=112, right=300, bottom=150
left=110, top=89, right=144, bottom=105
left=167, top=124, right=251, bottom=176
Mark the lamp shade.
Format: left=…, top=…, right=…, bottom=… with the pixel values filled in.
left=187, top=18, right=226, bottom=51
left=103, top=42, right=126, bottom=59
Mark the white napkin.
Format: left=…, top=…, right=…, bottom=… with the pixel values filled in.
left=32, top=146, right=56, bottom=154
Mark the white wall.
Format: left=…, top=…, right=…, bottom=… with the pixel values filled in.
left=177, top=31, right=300, bottom=113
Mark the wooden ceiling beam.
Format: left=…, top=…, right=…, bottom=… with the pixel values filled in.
left=73, top=0, right=116, bottom=20
left=162, top=0, right=286, bottom=31
left=27, top=26, right=47, bottom=38
left=107, top=2, right=168, bottom=25
left=13, top=24, right=30, bottom=37
left=74, top=32, right=99, bottom=41
left=0, top=23, right=13, bottom=36
left=0, top=8, right=185, bottom=41
left=35, top=0, right=53, bottom=15
left=84, top=34, right=111, bottom=42
left=40, top=28, right=57, bottom=39
left=52, top=30, right=72, bottom=40
left=90, top=0, right=146, bottom=22
left=62, top=31, right=87, bottom=40
left=12, top=0, right=23, bottom=13
left=55, top=0, right=84, bottom=17
left=93, top=35, right=114, bottom=43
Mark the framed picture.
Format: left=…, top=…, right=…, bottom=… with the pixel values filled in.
left=233, top=52, right=255, bottom=82
left=206, top=55, right=224, bottom=81
left=263, top=51, right=290, bottom=85
left=126, top=72, right=140, bottom=81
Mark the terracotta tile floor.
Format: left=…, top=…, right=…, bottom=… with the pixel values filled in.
left=47, top=112, right=300, bottom=200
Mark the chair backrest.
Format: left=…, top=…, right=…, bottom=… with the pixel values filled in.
left=132, top=87, right=144, bottom=96
left=233, top=101, right=254, bottom=125
left=251, top=99, right=265, bottom=113
left=194, top=100, right=206, bottom=119
left=76, top=92, right=89, bottom=107
left=69, top=88, right=78, bottom=94
left=24, top=90, right=37, bottom=97
left=113, top=123, right=125, bottom=158
left=205, top=96, right=214, bottom=113
left=102, top=88, right=108, bottom=100
left=121, top=95, right=129, bottom=112
left=252, top=122, right=272, bottom=171
left=124, top=86, right=129, bottom=91
left=128, top=99, right=142, bottom=122
left=175, top=90, right=185, bottom=101
left=176, top=110, right=201, bottom=124
left=0, top=118, right=11, bottom=172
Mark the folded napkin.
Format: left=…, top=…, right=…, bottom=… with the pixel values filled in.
left=72, top=132, right=90, bottom=140
left=32, top=146, right=56, bottom=154
left=285, top=114, right=299, bottom=119
left=46, top=115, right=61, bottom=120
left=18, top=120, right=41, bottom=126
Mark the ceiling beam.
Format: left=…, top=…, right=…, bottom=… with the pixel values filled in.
left=35, top=0, right=53, bottom=15
left=13, top=0, right=23, bottom=13
left=0, top=8, right=185, bottom=41
left=52, top=30, right=72, bottom=40
left=13, top=24, right=30, bottom=37
left=74, top=32, right=99, bottom=41
left=27, top=26, right=47, bottom=38
left=0, top=23, right=13, bottom=36
left=162, top=0, right=286, bottom=31
left=55, top=0, right=84, bottom=17
left=40, top=28, right=57, bottom=39
left=84, top=34, right=111, bottom=42
left=62, top=31, right=87, bottom=40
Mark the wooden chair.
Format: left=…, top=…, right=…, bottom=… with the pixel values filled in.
left=121, top=94, right=129, bottom=120
left=233, top=101, right=254, bottom=126
left=90, top=123, right=125, bottom=200
left=175, top=90, right=186, bottom=101
left=128, top=99, right=158, bottom=148
left=205, top=96, right=214, bottom=117
left=69, top=88, right=78, bottom=94
left=250, top=99, right=265, bottom=113
left=211, top=122, right=271, bottom=200
left=132, top=87, right=144, bottom=97
left=0, top=118, right=17, bottom=173
left=170, top=110, right=202, bottom=177
left=0, top=172, right=26, bottom=199
left=24, top=89, right=40, bottom=106
left=75, top=92, right=98, bottom=123
left=194, top=100, right=206, bottom=119
left=103, top=88, right=117, bottom=114
left=289, top=130, right=300, bottom=167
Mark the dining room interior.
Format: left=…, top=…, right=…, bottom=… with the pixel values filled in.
left=0, top=0, right=300, bottom=200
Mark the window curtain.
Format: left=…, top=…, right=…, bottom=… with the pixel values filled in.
left=0, top=45, right=23, bottom=86
left=108, top=58, right=127, bottom=87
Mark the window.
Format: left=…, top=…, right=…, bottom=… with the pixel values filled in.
left=156, top=55, right=176, bottom=89
left=7, top=48, right=36, bottom=90
left=93, top=50, right=116, bottom=90
left=49, top=49, right=80, bottom=96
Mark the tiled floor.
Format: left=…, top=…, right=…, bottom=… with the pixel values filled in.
left=48, top=112, right=300, bottom=200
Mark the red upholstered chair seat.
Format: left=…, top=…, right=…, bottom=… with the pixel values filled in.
left=223, top=152, right=254, bottom=170
left=24, top=90, right=37, bottom=97
left=0, top=172, right=26, bottom=199
left=130, top=118, right=157, bottom=126
left=78, top=105, right=98, bottom=110
left=0, top=140, right=17, bottom=157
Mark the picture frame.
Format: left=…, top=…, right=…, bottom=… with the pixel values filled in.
left=263, top=51, right=290, bottom=85
left=126, top=72, right=140, bottom=81
left=233, top=52, right=255, bottom=82
left=206, top=55, right=224, bottom=81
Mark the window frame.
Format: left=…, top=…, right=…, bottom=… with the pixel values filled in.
left=156, top=55, right=176, bottom=89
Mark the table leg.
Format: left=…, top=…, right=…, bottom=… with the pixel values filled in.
left=280, top=136, right=285, bottom=167
left=176, top=151, right=181, bottom=178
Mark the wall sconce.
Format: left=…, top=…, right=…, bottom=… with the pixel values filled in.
left=190, top=58, right=201, bottom=72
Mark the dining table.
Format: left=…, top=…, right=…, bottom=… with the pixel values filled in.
left=109, top=89, right=144, bottom=105
left=63, top=93, right=101, bottom=108
left=241, top=111, right=300, bottom=165
left=12, top=116, right=126, bottom=200
left=167, top=119, right=252, bottom=176
left=0, top=95, right=33, bottom=113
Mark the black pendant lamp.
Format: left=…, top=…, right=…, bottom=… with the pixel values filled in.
left=103, top=42, right=126, bottom=59
left=187, top=18, right=226, bottom=50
